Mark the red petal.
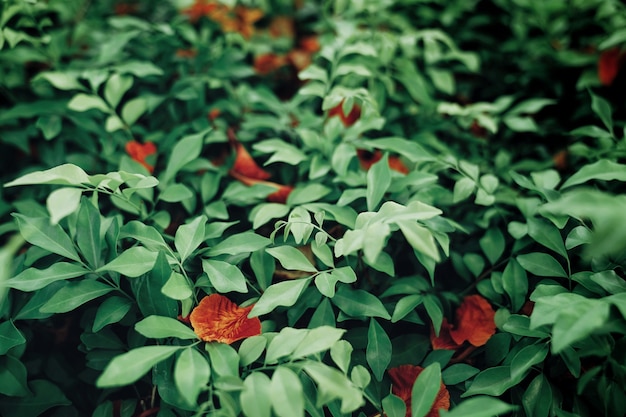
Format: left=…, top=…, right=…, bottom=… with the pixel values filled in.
left=389, top=365, right=450, bottom=417
left=430, top=318, right=460, bottom=350
left=231, top=141, right=271, bottom=180
left=598, top=48, right=622, bottom=86
left=125, top=141, right=157, bottom=173
left=190, top=294, right=261, bottom=344
left=328, top=100, right=361, bottom=126
left=450, top=295, right=496, bottom=347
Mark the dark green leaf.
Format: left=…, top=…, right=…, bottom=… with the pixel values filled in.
left=366, top=319, right=392, bottom=381
left=522, top=374, right=552, bottom=417
left=0, top=379, right=70, bottom=417
left=97, top=345, right=182, bottom=387
left=0, top=355, right=29, bottom=396
left=93, top=296, right=133, bottom=332
left=502, top=259, right=528, bottom=312
left=462, top=366, right=515, bottom=397
left=439, top=396, right=516, bottom=417
left=0, top=320, right=25, bottom=355
left=332, top=286, right=391, bottom=319
left=561, top=159, right=626, bottom=189
left=442, top=364, right=479, bottom=385
left=590, top=92, right=613, bottom=133
left=76, top=198, right=102, bottom=268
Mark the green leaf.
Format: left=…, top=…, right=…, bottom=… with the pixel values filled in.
left=4, top=262, right=88, bottom=291
left=287, top=183, right=332, bottom=205
left=522, top=374, right=552, bottom=417
left=510, top=343, right=549, bottom=381
left=6, top=164, right=90, bottom=188
left=501, top=259, right=528, bottom=313
left=93, top=296, right=133, bottom=332
left=46, top=187, right=82, bottom=225
left=121, top=97, right=148, bottom=125
left=76, top=198, right=102, bottom=268
left=366, top=318, right=392, bottom=381
left=453, top=177, right=475, bottom=203
left=517, top=253, right=568, bottom=278
left=131, top=252, right=178, bottom=318
left=97, top=246, right=159, bottom=277
left=391, top=294, right=423, bottom=323
left=159, top=183, right=194, bottom=202
left=135, top=316, right=198, bottom=339
left=590, top=92, right=613, bottom=133
left=397, top=220, right=440, bottom=261
left=97, top=345, right=182, bottom=387
left=120, top=220, right=172, bottom=254
left=479, top=228, right=505, bottom=265
left=527, top=217, right=567, bottom=258
left=561, top=159, right=626, bottom=189
left=442, top=364, right=479, bottom=385
left=174, top=348, right=210, bottom=407
left=332, top=286, right=391, bottom=319
left=239, top=336, right=267, bottom=367
left=68, top=93, right=110, bottom=113
left=565, top=226, right=592, bottom=249
left=265, top=328, right=308, bottom=364
left=383, top=394, right=406, bottom=417
left=303, top=360, right=364, bottom=412
left=206, top=342, right=239, bottom=377
left=104, top=73, right=133, bottom=108
left=551, top=300, right=610, bottom=353
left=13, top=214, right=81, bottom=262
left=423, top=295, right=443, bottom=337
left=201, top=259, right=248, bottom=293
left=36, top=71, right=86, bottom=91
left=0, top=379, right=70, bottom=417
left=208, top=232, right=271, bottom=256
left=249, top=278, right=311, bottom=317
left=462, top=366, right=515, bottom=397
left=161, top=271, right=193, bottom=300
left=0, top=355, right=29, bottom=396
left=241, top=372, right=272, bottom=417
left=439, top=396, right=516, bottom=417
left=252, top=203, right=290, bottom=229
left=253, top=139, right=307, bottom=166
left=330, top=340, right=353, bottom=374
left=270, top=366, right=304, bottom=417
left=40, top=280, right=113, bottom=313
left=412, top=362, right=442, bottom=417
left=162, top=130, right=206, bottom=184
left=175, top=215, right=207, bottom=262
left=367, top=153, right=392, bottom=211
left=266, top=246, right=317, bottom=273
left=292, top=326, right=346, bottom=359
left=0, top=320, right=25, bottom=355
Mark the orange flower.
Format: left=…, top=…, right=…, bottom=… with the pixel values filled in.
left=230, top=141, right=271, bottom=180
left=114, top=3, right=138, bottom=15
left=254, top=53, right=288, bottom=75
left=218, top=6, right=263, bottom=38
left=430, top=295, right=496, bottom=350
left=125, top=141, right=157, bottom=173
left=598, top=48, right=624, bottom=86
left=356, top=149, right=409, bottom=174
left=182, top=0, right=221, bottom=22
left=328, top=100, right=361, bottom=126
left=299, top=36, right=320, bottom=53
left=287, top=49, right=313, bottom=71
left=190, top=294, right=261, bottom=344
left=268, top=16, right=295, bottom=38
left=388, top=365, right=450, bottom=417
left=175, top=48, right=197, bottom=59
left=230, top=170, right=293, bottom=204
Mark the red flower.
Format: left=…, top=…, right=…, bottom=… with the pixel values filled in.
left=598, top=48, right=624, bottom=86
left=430, top=295, right=496, bottom=350
left=356, top=149, right=409, bottom=174
left=388, top=365, right=450, bottom=417
left=230, top=141, right=271, bottom=180
left=254, top=53, right=288, bottom=75
left=125, top=141, right=157, bottom=173
left=182, top=0, right=221, bottom=22
left=328, top=100, right=361, bottom=126
left=189, top=294, right=261, bottom=344
left=230, top=170, right=293, bottom=204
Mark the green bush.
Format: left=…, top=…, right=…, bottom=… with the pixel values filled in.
left=1, top=1, right=626, bottom=416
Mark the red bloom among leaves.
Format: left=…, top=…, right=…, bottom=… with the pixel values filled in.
left=356, top=149, right=409, bottom=174
left=328, top=100, right=361, bottom=126
left=598, top=48, right=624, bottom=86
left=189, top=294, right=261, bottom=344
left=229, top=140, right=271, bottom=180
left=254, top=53, right=288, bottom=75
left=388, top=365, right=450, bottom=417
left=125, top=141, right=157, bottom=173
left=230, top=170, right=293, bottom=204
left=430, top=295, right=496, bottom=350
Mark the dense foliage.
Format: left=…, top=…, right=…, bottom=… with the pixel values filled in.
left=1, top=1, right=626, bottom=416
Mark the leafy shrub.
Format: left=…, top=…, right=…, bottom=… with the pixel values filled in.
left=1, top=1, right=626, bottom=417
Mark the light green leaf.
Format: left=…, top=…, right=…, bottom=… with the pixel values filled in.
left=527, top=217, right=567, bottom=258
left=397, top=220, right=440, bottom=261
left=367, top=153, right=392, bottom=211
left=175, top=215, right=207, bottom=262
left=287, top=183, right=332, bottom=205
left=159, top=183, right=193, bottom=202
left=252, top=203, right=290, bottom=229
left=40, top=280, right=113, bottom=313
left=97, top=345, right=182, bottom=387
left=76, top=198, right=102, bottom=268
left=270, top=366, right=304, bottom=417
left=46, top=187, right=82, bottom=225
left=439, top=396, right=516, bottom=417
left=174, top=348, right=210, bottom=407
left=249, top=278, right=311, bottom=317
left=332, top=286, right=391, bottom=319
left=36, top=72, right=86, bottom=91
left=517, top=253, right=568, bottom=278
left=162, top=130, right=206, bottom=184
left=412, top=363, right=442, bottom=417
left=510, top=343, right=549, bottom=381
left=161, top=271, right=193, bottom=300
left=208, top=232, right=271, bottom=256
left=479, top=228, right=505, bottom=265
left=135, top=315, right=198, bottom=339
left=292, top=326, right=346, bottom=359
left=302, top=360, right=364, bottom=413
left=266, top=246, right=317, bottom=273
left=561, top=159, right=626, bottom=189
left=122, top=97, right=148, bottom=125
left=201, top=259, right=248, bottom=293
left=383, top=394, right=406, bottom=417
left=4, top=262, right=88, bottom=292
left=13, top=214, right=81, bottom=261
left=253, top=139, right=307, bottom=166
left=97, top=246, right=158, bottom=277
left=590, top=92, right=613, bottom=133
left=330, top=340, right=353, bottom=374
left=241, top=372, right=272, bottom=417
left=68, top=93, right=110, bottom=113
left=5, top=164, right=90, bottom=187
left=265, top=328, right=308, bottom=364
left=104, top=73, right=133, bottom=108
left=462, top=366, right=515, bottom=397
left=92, top=296, right=133, bottom=332
left=120, top=221, right=172, bottom=254
left=205, top=342, right=239, bottom=377
left=239, top=336, right=267, bottom=367
left=366, top=319, right=392, bottom=381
